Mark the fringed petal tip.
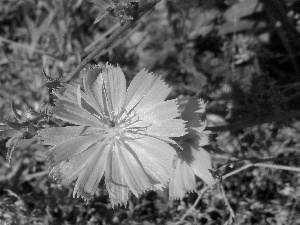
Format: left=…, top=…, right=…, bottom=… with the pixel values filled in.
left=195, top=98, right=207, bottom=115
left=154, top=183, right=167, bottom=191
left=169, top=189, right=197, bottom=200
left=108, top=194, right=129, bottom=208
left=110, top=201, right=128, bottom=208
left=169, top=196, right=181, bottom=200
left=108, top=185, right=161, bottom=207
left=73, top=189, right=94, bottom=203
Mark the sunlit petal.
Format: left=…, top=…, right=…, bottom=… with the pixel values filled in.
left=189, top=146, right=214, bottom=185
left=124, top=69, right=163, bottom=112
left=101, top=64, right=126, bottom=115
left=47, top=134, right=104, bottom=167
left=169, top=96, right=214, bottom=199
left=115, top=140, right=153, bottom=196
left=50, top=144, right=98, bottom=185
left=83, top=66, right=105, bottom=113
left=106, top=150, right=130, bottom=206
left=169, top=158, right=196, bottom=199
left=53, top=100, right=102, bottom=126
left=38, top=126, right=84, bottom=146
left=126, top=137, right=175, bottom=185
left=73, top=139, right=111, bottom=200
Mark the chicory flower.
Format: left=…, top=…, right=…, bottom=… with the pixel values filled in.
left=38, top=64, right=186, bottom=205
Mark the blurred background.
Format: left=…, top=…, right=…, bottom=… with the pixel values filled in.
left=0, top=0, right=299, bottom=224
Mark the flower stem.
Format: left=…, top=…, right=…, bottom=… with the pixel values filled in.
left=176, top=186, right=210, bottom=224
left=223, top=163, right=300, bottom=180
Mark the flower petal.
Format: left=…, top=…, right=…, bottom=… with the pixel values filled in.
left=125, top=137, right=175, bottom=186
left=198, top=129, right=211, bottom=146
left=182, top=96, right=206, bottom=124
left=69, top=84, right=104, bottom=117
left=83, top=66, right=103, bottom=114
left=131, top=119, right=186, bottom=139
left=124, top=69, right=169, bottom=113
left=73, top=138, right=111, bottom=200
left=53, top=100, right=101, bottom=127
left=101, top=64, right=126, bottom=116
left=114, top=140, right=154, bottom=196
left=47, top=134, right=103, bottom=167
left=131, top=73, right=172, bottom=111
left=169, top=157, right=196, bottom=199
left=126, top=99, right=186, bottom=139
left=38, top=126, right=85, bottom=146
left=84, top=64, right=126, bottom=119
left=136, top=99, right=181, bottom=121
left=50, top=144, right=97, bottom=185
left=106, top=150, right=130, bottom=206
left=189, top=146, right=214, bottom=185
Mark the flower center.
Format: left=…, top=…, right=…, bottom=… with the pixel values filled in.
left=107, top=124, right=123, bottom=138
left=109, top=120, right=116, bottom=127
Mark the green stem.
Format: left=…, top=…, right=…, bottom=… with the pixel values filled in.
left=176, top=186, right=210, bottom=224
left=223, top=163, right=300, bottom=180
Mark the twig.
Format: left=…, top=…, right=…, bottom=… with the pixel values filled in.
left=175, top=156, right=300, bottom=224
left=223, top=163, right=300, bottom=180
left=95, top=22, right=142, bottom=58
left=23, top=170, right=48, bottom=181
left=64, top=22, right=134, bottom=83
left=175, top=186, right=210, bottom=224
left=254, top=163, right=300, bottom=172
left=218, top=161, right=300, bottom=224
left=220, top=183, right=235, bottom=224
left=64, top=0, right=161, bottom=83
left=83, top=23, right=120, bottom=53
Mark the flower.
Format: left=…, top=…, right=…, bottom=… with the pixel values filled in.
left=38, top=64, right=186, bottom=206
left=169, top=96, right=214, bottom=199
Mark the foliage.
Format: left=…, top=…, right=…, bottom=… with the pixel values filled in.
left=0, top=0, right=300, bottom=224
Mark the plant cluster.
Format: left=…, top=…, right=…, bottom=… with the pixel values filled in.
left=0, top=0, right=299, bottom=224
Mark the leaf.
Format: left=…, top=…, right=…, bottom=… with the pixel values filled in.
left=0, top=119, right=22, bottom=140
left=11, top=101, right=22, bottom=121
left=6, top=135, right=22, bottom=165
left=43, top=69, right=63, bottom=90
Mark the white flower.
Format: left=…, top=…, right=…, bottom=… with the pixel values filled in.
left=38, top=64, right=186, bottom=206
left=169, top=96, right=214, bottom=199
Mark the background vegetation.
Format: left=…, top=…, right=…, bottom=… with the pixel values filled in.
left=0, top=0, right=299, bottom=224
